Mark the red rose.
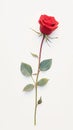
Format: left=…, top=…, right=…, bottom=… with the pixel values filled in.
left=38, top=14, right=59, bottom=35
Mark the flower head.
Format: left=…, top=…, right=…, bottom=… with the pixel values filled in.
left=38, top=14, right=59, bottom=35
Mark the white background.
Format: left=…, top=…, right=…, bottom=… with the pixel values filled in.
left=0, top=0, right=73, bottom=129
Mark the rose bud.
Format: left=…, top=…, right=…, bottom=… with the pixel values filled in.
left=38, top=14, right=59, bottom=35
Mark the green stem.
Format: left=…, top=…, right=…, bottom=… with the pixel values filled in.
left=34, top=34, right=45, bottom=125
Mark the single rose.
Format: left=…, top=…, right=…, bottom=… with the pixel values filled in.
left=38, top=14, right=59, bottom=35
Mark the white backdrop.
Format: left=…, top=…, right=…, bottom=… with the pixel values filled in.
left=0, top=0, right=73, bottom=129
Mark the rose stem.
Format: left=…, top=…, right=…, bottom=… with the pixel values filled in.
left=34, top=34, right=45, bottom=125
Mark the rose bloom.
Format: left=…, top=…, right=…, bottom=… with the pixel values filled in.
left=38, top=14, right=59, bottom=35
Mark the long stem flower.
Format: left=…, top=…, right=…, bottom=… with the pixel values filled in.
left=20, top=14, right=59, bottom=126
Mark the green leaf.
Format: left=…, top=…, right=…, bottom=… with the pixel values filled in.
left=20, top=63, right=32, bottom=76
left=37, top=78, right=49, bottom=86
left=38, top=97, right=42, bottom=104
left=23, top=84, right=34, bottom=92
left=31, top=52, right=38, bottom=58
left=40, top=59, right=52, bottom=71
